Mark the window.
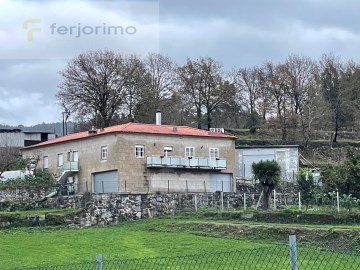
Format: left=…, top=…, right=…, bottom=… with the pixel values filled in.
left=57, top=153, right=63, bottom=167
left=164, top=146, right=173, bottom=157
left=135, top=145, right=145, bottom=158
left=101, top=146, right=108, bottom=160
left=209, top=148, right=219, bottom=159
left=185, top=147, right=195, bottom=158
left=43, top=156, right=49, bottom=169
left=73, top=151, right=79, bottom=162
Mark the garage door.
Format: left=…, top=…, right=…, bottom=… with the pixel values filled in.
left=93, top=170, right=118, bottom=193
left=209, top=173, right=232, bottom=192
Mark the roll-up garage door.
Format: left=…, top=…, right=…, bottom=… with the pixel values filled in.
left=210, top=173, right=232, bottom=192
left=93, top=170, right=118, bottom=193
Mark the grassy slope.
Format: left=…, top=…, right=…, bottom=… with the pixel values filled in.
left=2, top=215, right=360, bottom=269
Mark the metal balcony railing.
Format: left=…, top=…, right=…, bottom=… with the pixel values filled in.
left=63, top=161, right=79, bottom=171
left=146, top=156, right=226, bottom=170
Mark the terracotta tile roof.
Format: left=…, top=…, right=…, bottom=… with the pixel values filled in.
left=23, top=123, right=236, bottom=149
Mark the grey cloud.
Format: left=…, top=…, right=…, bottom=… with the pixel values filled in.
left=2, top=0, right=360, bottom=125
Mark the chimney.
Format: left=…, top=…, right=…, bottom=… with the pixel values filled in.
left=156, top=110, right=161, bottom=125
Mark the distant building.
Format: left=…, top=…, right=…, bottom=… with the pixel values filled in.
left=235, top=145, right=299, bottom=183
left=0, top=128, right=56, bottom=147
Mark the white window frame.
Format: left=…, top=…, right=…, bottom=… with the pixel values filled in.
left=57, top=153, right=63, bottom=167
left=209, top=148, right=219, bottom=159
left=43, top=156, right=49, bottom=169
left=185, top=147, right=195, bottom=158
left=164, top=146, right=173, bottom=157
left=135, top=145, right=145, bottom=158
left=73, top=151, right=79, bottom=162
left=101, top=146, right=108, bottom=160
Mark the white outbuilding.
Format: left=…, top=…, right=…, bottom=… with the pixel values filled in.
left=235, top=145, right=299, bottom=183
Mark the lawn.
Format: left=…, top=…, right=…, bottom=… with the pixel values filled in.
left=2, top=216, right=360, bottom=270
left=1, top=218, right=272, bottom=269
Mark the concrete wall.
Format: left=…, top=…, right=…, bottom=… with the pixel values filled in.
left=0, top=132, right=24, bottom=147
left=22, top=132, right=236, bottom=194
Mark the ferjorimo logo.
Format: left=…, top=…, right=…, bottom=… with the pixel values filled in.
left=50, top=23, right=137, bottom=38
left=23, top=20, right=137, bottom=42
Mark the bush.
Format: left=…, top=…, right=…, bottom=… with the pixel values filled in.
left=0, top=170, right=56, bottom=190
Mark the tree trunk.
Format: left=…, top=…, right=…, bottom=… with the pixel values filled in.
left=207, top=109, right=212, bottom=130
left=262, top=186, right=271, bottom=209
left=197, top=107, right=202, bottom=129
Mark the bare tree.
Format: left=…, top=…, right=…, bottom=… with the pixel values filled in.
left=57, top=50, right=147, bottom=129
left=319, top=54, right=352, bottom=145
left=284, top=55, right=317, bottom=144
left=199, top=57, right=228, bottom=129
left=177, top=58, right=205, bottom=129
left=233, top=67, right=261, bottom=128
left=135, top=53, right=178, bottom=124
left=177, top=57, right=228, bottom=129
left=260, top=62, right=290, bottom=141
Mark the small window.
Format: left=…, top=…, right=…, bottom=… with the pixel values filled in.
left=57, top=153, right=63, bottom=167
left=135, top=145, right=145, bottom=158
left=164, top=146, right=173, bottom=157
left=101, top=146, right=108, bottom=160
left=185, top=147, right=195, bottom=158
left=43, top=156, right=49, bottom=169
left=209, top=148, right=219, bottom=159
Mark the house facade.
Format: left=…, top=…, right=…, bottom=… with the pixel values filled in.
left=22, top=122, right=236, bottom=194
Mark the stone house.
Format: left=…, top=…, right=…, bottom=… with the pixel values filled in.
left=21, top=121, right=236, bottom=194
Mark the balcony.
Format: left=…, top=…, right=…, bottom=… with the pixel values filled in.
left=146, top=156, right=226, bottom=170
left=63, top=161, right=79, bottom=171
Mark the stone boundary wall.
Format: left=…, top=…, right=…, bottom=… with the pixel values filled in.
left=0, top=190, right=298, bottom=228
left=0, top=187, right=56, bottom=203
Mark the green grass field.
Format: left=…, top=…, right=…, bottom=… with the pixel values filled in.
left=2, top=216, right=360, bottom=270
left=1, top=218, right=271, bottom=269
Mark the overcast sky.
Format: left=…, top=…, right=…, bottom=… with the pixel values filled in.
left=1, top=0, right=360, bottom=126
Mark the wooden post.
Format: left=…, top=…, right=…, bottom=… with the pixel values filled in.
left=221, top=191, right=224, bottom=212
left=244, top=193, right=246, bottom=212
left=194, top=194, right=198, bottom=211
left=274, top=189, right=277, bottom=210
left=256, top=191, right=263, bottom=210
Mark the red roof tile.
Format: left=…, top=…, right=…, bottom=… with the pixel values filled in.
left=23, top=123, right=236, bottom=149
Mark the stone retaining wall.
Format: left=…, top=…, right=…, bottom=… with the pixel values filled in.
left=0, top=190, right=298, bottom=228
